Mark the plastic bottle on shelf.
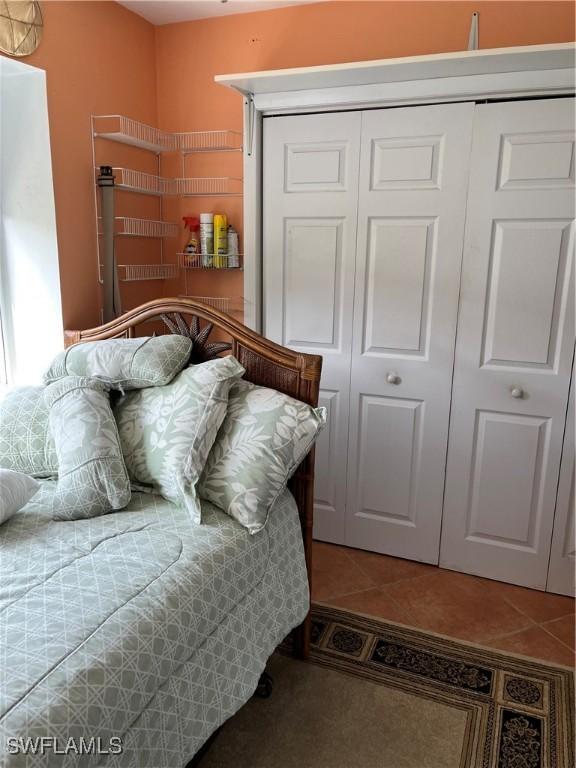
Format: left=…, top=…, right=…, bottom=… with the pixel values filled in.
left=200, top=213, right=214, bottom=268
left=213, top=214, right=228, bottom=269
left=227, top=225, right=240, bottom=268
left=182, top=216, right=200, bottom=268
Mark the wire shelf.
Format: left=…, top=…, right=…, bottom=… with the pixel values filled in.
left=176, top=177, right=243, bottom=196
left=118, top=264, right=179, bottom=282
left=102, top=169, right=242, bottom=197
left=93, top=115, right=175, bottom=153
left=176, top=130, right=242, bottom=153
left=180, top=295, right=231, bottom=313
left=93, top=116, right=242, bottom=155
left=178, top=252, right=243, bottom=270
left=112, top=168, right=167, bottom=196
left=113, top=217, right=178, bottom=238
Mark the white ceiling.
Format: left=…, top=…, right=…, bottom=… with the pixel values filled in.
left=118, top=0, right=325, bottom=25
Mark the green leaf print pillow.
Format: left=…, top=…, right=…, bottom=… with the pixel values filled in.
left=198, top=380, right=326, bottom=534
left=114, top=355, right=245, bottom=522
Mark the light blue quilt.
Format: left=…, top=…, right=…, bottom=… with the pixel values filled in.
left=0, top=484, right=309, bottom=767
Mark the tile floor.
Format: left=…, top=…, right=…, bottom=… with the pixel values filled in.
left=312, top=541, right=575, bottom=667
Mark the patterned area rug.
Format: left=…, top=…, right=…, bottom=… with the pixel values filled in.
left=308, top=606, right=574, bottom=768
left=198, top=605, right=574, bottom=768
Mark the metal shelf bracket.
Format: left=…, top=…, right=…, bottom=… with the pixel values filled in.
left=244, top=94, right=255, bottom=157
left=468, top=12, right=479, bottom=51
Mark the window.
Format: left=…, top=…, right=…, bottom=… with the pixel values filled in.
left=0, top=308, right=6, bottom=386
left=0, top=55, right=62, bottom=385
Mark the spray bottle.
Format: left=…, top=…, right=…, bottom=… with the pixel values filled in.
left=182, top=216, right=200, bottom=267
left=227, top=225, right=240, bottom=268
left=213, top=214, right=228, bottom=268
left=200, top=213, right=214, bottom=268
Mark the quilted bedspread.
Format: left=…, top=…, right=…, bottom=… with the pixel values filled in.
left=0, top=484, right=309, bottom=768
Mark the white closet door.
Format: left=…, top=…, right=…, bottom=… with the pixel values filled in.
left=547, top=357, right=575, bottom=597
left=345, top=103, right=475, bottom=562
left=263, top=112, right=361, bottom=543
left=440, top=98, right=575, bottom=589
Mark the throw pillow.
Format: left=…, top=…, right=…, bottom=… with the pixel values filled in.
left=43, top=335, right=192, bottom=390
left=199, top=380, right=326, bottom=534
left=114, top=355, right=245, bottom=522
left=0, top=386, right=58, bottom=477
left=44, top=377, right=131, bottom=520
left=0, top=469, right=40, bottom=525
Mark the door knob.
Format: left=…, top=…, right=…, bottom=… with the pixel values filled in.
left=386, top=372, right=401, bottom=385
left=510, top=386, right=524, bottom=399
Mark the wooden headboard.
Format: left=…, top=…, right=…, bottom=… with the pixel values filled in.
left=66, top=297, right=322, bottom=659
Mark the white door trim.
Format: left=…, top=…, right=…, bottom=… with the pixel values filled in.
left=225, top=45, right=575, bottom=331
left=218, top=44, right=574, bottom=105
left=229, top=45, right=575, bottom=331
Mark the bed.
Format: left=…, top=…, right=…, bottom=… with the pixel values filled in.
left=0, top=298, right=322, bottom=768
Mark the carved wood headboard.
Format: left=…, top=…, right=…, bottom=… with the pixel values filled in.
left=66, top=297, right=323, bottom=658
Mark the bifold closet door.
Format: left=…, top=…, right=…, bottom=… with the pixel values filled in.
left=547, top=358, right=575, bottom=597
left=263, top=112, right=361, bottom=543
left=345, top=102, right=475, bottom=563
left=440, top=98, right=575, bottom=589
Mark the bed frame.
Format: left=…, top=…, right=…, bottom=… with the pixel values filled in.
left=66, top=297, right=322, bottom=660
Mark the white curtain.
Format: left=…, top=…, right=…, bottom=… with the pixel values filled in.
left=0, top=55, right=63, bottom=385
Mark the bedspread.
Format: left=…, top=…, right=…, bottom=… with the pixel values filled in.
left=0, top=484, right=309, bottom=767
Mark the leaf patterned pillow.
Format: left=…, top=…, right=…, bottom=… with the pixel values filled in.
left=44, top=377, right=131, bottom=520
left=43, top=335, right=192, bottom=390
left=199, top=380, right=326, bottom=534
left=114, top=356, right=245, bottom=522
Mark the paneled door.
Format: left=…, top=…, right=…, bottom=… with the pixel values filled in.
left=440, top=99, right=575, bottom=589
left=547, top=357, right=575, bottom=596
left=263, top=112, right=361, bottom=542
left=345, top=103, right=475, bottom=562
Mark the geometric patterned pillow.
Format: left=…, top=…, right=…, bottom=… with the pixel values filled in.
left=43, top=335, right=192, bottom=390
left=199, top=380, right=326, bottom=534
left=0, top=386, right=58, bottom=477
left=44, top=377, right=131, bottom=520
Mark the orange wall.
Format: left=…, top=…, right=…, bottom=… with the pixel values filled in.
left=18, top=1, right=157, bottom=331
left=156, top=0, right=575, bottom=127
left=7, top=1, right=575, bottom=329
left=154, top=0, right=575, bottom=309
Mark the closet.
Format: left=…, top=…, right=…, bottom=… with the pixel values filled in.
left=262, top=97, right=575, bottom=592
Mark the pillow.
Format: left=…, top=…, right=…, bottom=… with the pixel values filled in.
left=199, top=381, right=326, bottom=534
left=43, top=335, right=192, bottom=390
left=44, top=377, right=131, bottom=520
left=0, top=386, right=58, bottom=477
left=114, top=355, right=245, bottom=522
left=0, top=469, right=40, bottom=525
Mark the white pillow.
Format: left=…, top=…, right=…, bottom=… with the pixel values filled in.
left=0, top=469, right=40, bottom=525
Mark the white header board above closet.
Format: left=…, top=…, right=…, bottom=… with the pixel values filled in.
left=217, top=43, right=575, bottom=114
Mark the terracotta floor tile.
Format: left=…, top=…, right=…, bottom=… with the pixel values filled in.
left=347, top=548, right=437, bottom=586
left=541, top=615, right=575, bottom=651
left=483, top=626, right=575, bottom=668
left=384, top=569, right=533, bottom=643
left=496, top=583, right=575, bottom=624
left=312, top=541, right=350, bottom=567
left=311, top=539, right=576, bottom=664
left=322, top=588, right=413, bottom=625
left=311, top=542, right=374, bottom=602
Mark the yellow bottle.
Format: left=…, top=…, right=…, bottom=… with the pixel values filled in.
left=213, top=214, right=228, bottom=268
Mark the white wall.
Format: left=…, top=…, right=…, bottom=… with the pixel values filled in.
left=0, top=55, right=63, bottom=384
